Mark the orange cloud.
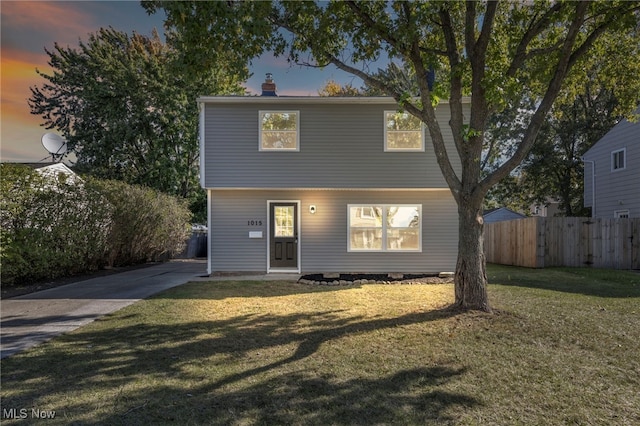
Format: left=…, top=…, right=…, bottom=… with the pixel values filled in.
left=1, top=47, right=53, bottom=161
left=0, top=1, right=98, bottom=161
left=1, top=1, right=97, bottom=46
left=1, top=47, right=49, bottom=122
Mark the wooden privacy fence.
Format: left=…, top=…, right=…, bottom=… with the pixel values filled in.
left=484, top=217, right=640, bottom=269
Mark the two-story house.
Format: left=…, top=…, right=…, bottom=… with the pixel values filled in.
left=198, top=80, right=466, bottom=275
left=583, top=107, right=640, bottom=218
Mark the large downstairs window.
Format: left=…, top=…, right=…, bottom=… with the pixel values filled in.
left=259, top=111, right=299, bottom=151
left=348, top=205, right=422, bottom=252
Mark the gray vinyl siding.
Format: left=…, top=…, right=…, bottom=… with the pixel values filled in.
left=209, top=189, right=457, bottom=274
left=583, top=108, right=640, bottom=218
left=201, top=100, right=464, bottom=189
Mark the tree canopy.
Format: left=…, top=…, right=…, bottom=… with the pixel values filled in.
left=317, top=79, right=361, bottom=97
left=486, top=85, right=624, bottom=216
left=318, top=62, right=429, bottom=97
left=29, top=27, right=244, bottom=220
left=485, top=25, right=640, bottom=216
left=145, top=0, right=640, bottom=311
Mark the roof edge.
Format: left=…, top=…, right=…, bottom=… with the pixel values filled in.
left=197, top=95, right=470, bottom=105
left=203, top=187, right=452, bottom=192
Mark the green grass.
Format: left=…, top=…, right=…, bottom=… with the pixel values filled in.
left=2, top=265, right=639, bottom=425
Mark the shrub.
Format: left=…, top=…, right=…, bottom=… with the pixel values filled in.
left=1, top=166, right=192, bottom=285
left=0, top=164, right=112, bottom=285
left=87, top=179, right=191, bottom=266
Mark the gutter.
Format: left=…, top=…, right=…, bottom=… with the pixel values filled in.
left=195, top=95, right=473, bottom=105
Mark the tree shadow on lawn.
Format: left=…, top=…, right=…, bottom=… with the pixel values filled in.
left=1, top=307, right=480, bottom=424
left=94, top=366, right=474, bottom=425
left=157, top=279, right=368, bottom=300
left=488, top=264, right=640, bottom=298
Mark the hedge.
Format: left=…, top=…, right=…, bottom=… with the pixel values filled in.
left=0, top=164, right=191, bottom=286
left=87, top=179, right=192, bottom=267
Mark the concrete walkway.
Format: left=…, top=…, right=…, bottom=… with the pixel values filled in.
left=1, top=259, right=209, bottom=359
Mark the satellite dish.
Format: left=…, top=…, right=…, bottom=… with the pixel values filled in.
left=41, top=133, right=67, bottom=161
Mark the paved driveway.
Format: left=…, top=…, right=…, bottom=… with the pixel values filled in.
left=1, top=259, right=207, bottom=359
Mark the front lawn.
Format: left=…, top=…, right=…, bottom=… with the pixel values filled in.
left=1, top=265, right=639, bottom=425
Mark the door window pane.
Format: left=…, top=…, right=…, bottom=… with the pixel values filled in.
left=274, top=206, right=295, bottom=237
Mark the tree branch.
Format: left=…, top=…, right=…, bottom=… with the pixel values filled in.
left=407, top=38, right=462, bottom=195
left=466, top=1, right=498, bottom=190
left=506, top=2, right=565, bottom=78
left=464, top=1, right=477, bottom=59
left=567, top=4, right=640, bottom=70
left=476, top=1, right=498, bottom=57
left=480, top=136, right=497, bottom=171
left=482, top=1, right=591, bottom=192
left=438, top=6, right=465, bottom=163
left=521, top=41, right=565, bottom=59
left=345, top=1, right=408, bottom=55
left=325, top=56, right=401, bottom=100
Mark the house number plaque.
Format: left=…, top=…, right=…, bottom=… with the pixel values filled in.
left=247, top=220, right=263, bottom=226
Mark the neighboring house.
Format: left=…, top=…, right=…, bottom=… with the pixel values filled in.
left=483, top=207, right=526, bottom=224
left=530, top=199, right=560, bottom=217
left=583, top=107, right=640, bottom=218
left=198, top=77, right=468, bottom=275
left=3, top=162, right=79, bottom=186
left=24, top=162, right=78, bottom=182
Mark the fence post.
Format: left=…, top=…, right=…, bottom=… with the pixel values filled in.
left=632, top=219, right=640, bottom=269
left=582, top=218, right=594, bottom=267
left=536, top=217, right=545, bottom=268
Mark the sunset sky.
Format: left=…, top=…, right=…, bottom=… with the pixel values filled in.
left=1, top=1, right=358, bottom=163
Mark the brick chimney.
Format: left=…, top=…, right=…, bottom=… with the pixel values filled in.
left=261, top=73, right=277, bottom=96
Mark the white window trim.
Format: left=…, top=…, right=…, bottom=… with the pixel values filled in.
left=347, top=204, right=422, bottom=252
left=383, top=110, right=425, bottom=152
left=611, top=148, right=626, bottom=172
left=259, top=110, right=300, bottom=152
left=614, top=209, right=630, bottom=218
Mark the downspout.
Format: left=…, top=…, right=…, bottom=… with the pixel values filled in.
left=582, top=158, right=595, bottom=218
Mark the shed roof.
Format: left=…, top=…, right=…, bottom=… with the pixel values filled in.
left=483, top=207, right=526, bottom=224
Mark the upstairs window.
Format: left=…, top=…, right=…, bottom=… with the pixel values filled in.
left=612, top=148, right=625, bottom=171
left=384, top=111, right=424, bottom=151
left=259, top=111, right=299, bottom=151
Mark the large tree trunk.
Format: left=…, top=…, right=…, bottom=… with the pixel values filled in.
left=453, top=203, right=491, bottom=312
